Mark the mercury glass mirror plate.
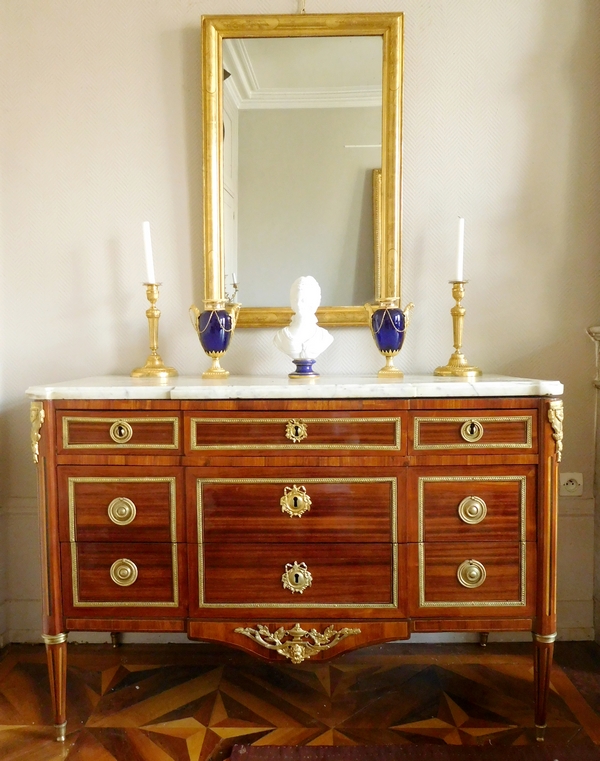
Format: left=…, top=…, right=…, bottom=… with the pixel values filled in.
left=201, top=14, right=403, bottom=327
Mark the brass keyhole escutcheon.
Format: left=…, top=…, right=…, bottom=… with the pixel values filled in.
left=107, top=497, right=137, bottom=526
left=110, top=420, right=133, bottom=444
left=282, top=561, right=313, bottom=594
left=457, top=559, right=486, bottom=589
left=109, top=558, right=138, bottom=587
left=285, top=419, right=308, bottom=444
left=460, top=419, right=484, bottom=443
left=458, top=496, right=487, bottom=525
left=280, top=485, right=312, bottom=518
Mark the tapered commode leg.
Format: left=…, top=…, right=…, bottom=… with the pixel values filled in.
left=479, top=632, right=489, bottom=647
left=42, top=633, right=67, bottom=742
left=533, top=632, right=556, bottom=742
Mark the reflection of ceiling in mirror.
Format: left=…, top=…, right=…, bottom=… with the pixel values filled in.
left=223, top=37, right=382, bottom=109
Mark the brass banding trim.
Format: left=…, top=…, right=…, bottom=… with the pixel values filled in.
left=197, top=477, right=397, bottom=544
left=42, top=632, right=67, bottom=645
left=418, top=542, right=527, bottom=607
left=67, top=476, right=177, bottom=542
left=191, top=417, right=401, bottom=450
left=71, top=542, right=179, bottom=607
left=417, top=475, right=527, bottom=543
left=62, top=416, right=179, bottom=449
left=68, top=477, right=178, bottom=542
left=413, top=416, right=533, bottom=450
left=533, top=632, right=557, bottom=643
left=197, top=541, right=398, bottom=609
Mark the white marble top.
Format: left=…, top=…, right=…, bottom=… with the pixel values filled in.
left=26, top=375, right=563, bottom=400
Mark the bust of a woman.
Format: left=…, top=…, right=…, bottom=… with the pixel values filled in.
left=273, top=276, right=333, bottom=360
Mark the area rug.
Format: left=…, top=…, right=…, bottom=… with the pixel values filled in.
left=230, top=745, right=600, bottom=761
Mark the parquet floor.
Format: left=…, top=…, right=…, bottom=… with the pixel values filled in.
left=0, top=641, right=599, bottom=760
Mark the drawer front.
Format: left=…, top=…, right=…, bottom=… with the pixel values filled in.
left=408, top=467, right=536, bottom=543
left=195, top=476, right=397, bottom=544
left=196, top=543, right=397, bottom=608
left=409, top=542, right=535, bottom=616
left=57, top=412, right=181, bottom=453
left=64, top=542, right=184, bottom=610
left=410, top=411, right=537, bottom=453
left=58, top=468, right=183, bottom=543
left=187, top=413, right=402, bottom=452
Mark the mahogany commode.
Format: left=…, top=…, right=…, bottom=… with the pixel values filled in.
left=27, top=375, right=563, bottom=742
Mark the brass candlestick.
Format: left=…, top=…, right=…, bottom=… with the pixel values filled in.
left=434, top=280, right=482, bottom=377
left=131, top=283, right=178, bottom=378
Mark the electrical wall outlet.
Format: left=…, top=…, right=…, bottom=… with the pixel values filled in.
left=559, top=472, right=583, bottom=496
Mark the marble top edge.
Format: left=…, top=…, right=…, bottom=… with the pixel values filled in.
left=26, top=375, right=564, bottom=400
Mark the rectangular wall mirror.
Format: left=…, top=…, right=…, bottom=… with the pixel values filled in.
left=201, top=13, right=403, bottom=328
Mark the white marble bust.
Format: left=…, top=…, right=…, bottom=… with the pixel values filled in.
left=273, top=276, right=334, bottom=360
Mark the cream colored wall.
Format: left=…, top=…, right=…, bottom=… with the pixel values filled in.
left=0, top=0, right=599, bottom=643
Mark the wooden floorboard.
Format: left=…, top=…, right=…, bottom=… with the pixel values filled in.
left=0, top=642, right=598, bottom=760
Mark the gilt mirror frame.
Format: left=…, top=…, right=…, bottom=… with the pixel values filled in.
left=201, top=13, right=403, bottom=327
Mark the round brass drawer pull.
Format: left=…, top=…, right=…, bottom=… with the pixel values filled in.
left=457, top=559, right=486, bottom=588
left=458, top=496, right=487, bottom=525
left=280, top=485, right=312, bottom=518
left=285, top=419, right=308, bottom=444
left=107, top=497, right=137, bottom=526
left=282, top=561, right=312, bottom=594
left=109, top=558, right=138, bottom=587
left=109, top=420, right=133, bottom=444
left=460, top=419, right=484, bottom=443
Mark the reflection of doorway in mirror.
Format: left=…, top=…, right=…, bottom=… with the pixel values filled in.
left=222, top=36, right=382, bottom=309
left=223, top=75, right=238, bottom=300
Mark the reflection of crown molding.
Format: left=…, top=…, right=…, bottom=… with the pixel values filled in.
left=239, top=87, right=381, bottom=110
left=223, top=39, right=257, bottom=104
left=223, top=39, right=381, bottom=110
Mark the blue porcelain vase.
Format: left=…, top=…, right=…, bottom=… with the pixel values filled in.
left=365, top=301, right=414, bottom=378
left=189, top=303, right=240, bottom=378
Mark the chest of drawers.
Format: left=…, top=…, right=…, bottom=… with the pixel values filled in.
left=29, top=379, right=562, bottom=743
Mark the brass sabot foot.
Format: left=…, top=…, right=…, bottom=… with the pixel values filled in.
left=535, top=724, right=546, bottom=742
left=55, top=721, right=67, bottom=742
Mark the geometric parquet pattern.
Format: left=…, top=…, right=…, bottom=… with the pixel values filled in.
left=0, top=642, right=599, bottom=760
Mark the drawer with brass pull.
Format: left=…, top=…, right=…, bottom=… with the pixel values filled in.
left=191, top=543, right=400, bottom=612
left=407, top=467, right=536, bottom=542
left=57, top=411, right=181, bottom=454
left=409, top=411, right=537, bottom=454
left=408, top=542, right=536, bottom=617
left=57, top=467, right=184, bottom=542
left=189, top=471, right=400, bottom=544
left=185, top=412, right=403, bottom=453
left=62, top=542, right=187, bottom=616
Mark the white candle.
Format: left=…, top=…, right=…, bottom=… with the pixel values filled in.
left=456, top=217, right=465, bottom=281
left=142, top=221, right=156, bottom=283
